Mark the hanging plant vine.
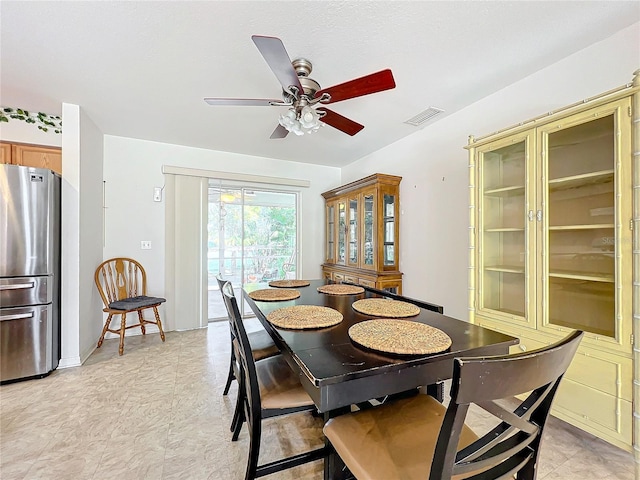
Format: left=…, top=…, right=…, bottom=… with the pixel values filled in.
left=0, top=107, right=62, bottom=133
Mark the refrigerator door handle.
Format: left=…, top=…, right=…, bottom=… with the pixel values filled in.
left=0, top=282, right=35, bottom=291
left=0, top=312, right=35, bottom=322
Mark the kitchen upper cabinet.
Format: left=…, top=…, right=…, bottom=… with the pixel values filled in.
left=322, top=174, right=402, bottom=293
left=0, top=142, right=11, bottom=164
left=468, top=81, right=637, bottom=453
left=0, top=141, right=62, bottom=175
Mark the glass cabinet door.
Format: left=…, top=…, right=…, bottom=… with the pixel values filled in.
left=348, top=197, right=358, bottom=267
left=337, top=201, right=346, bottom=265
left=383, top=193, right=396, bottom=266
left=539, top=100, right=630, bottom=342
left=477, top=132, right=535, bottom=326
left=362, top=191, right=375, bottom=269
left=326, top=202, right=335, bottom=263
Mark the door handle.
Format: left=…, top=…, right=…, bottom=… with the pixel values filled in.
left=0, top=312, right=35, bottom=321
left=0, top=282, right=35, bottom=291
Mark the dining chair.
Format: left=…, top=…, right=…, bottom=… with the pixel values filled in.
left=217, top=275, right=280, bottom=438
left=220, top=281, right=325, bottom=480
left=323, top=330, right=583, bottom=480
left=94, top=257, right=166, bottom=355
left=216, top=275, right=279, bottom=396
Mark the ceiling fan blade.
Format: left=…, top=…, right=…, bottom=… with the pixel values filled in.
left=251, top=35, right=303, bottom=96
left=204, top=98, right=283, bottom=107
left=315, top=69, right=396, bottom=104
left=270, top=124, right=289, bottom=139
left=317, top=108, right=364, bottom=136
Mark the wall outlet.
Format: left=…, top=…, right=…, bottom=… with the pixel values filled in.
left=153, top=187, right=162, bottom=202
left=141, top=241, right=152, bottom=250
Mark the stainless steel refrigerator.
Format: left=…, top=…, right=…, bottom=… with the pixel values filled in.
left=0, top=164, right=61, bottom=383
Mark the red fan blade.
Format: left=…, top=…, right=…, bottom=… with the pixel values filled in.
left=204, top=98, right=284, bottom=106
left=270, top=124, right=289, bottom=139
left=315, top=69, right=395, bottom=104
left=317, top=108, right=364, bottom=136
left=252, top=35, right=303, bottom=96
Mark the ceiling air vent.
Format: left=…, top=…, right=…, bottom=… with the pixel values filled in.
left=404, top=107, right=444, bottom=126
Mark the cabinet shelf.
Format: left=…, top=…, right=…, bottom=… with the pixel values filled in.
left=548, top=270, right=614, bottom=283
left=548, top=169, right=613, bottom=191
left=483, top=185, right=525, bottom=197
left=484, top=265, right=525, bottom=274
left=548, top=224, right=614, bottom=230
left=484, top=227, right=525, bottom=232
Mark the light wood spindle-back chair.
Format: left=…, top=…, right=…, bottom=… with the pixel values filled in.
left=95, top=257, right=166, bottom=355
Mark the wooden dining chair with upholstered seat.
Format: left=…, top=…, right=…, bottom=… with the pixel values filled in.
left=94, top=257, right=166, bottom=355
left=220, top=281, right=325, bottom=480
left=216, top=274, right=279, bottom=397
left=323, top=330, right=583, bottom=480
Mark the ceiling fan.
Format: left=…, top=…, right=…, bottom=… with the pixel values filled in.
left=204, top=35, right=396, bottom=138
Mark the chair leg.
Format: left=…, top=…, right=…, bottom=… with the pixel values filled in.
left=138, top=310, right=146, bottom=335
left=118, top=313, right=127, bottom=355
left=231, top=390, right=245, bottom=441
left=244, top=415, right=261, bottom=480
left=230, top=394, right=243, bottom=436
left=97, top=313, right=113, bottom=348
left=153, top=306, right=166, bottom=342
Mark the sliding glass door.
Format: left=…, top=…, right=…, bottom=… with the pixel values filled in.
left=207, top=183, right=298, bottom=320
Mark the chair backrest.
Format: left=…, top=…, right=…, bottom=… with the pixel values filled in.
left=221, top=281, right=262, bottom=473
left=95, top=257, right=148, bottom=307
left=217, top=273, right=237, bottom=335
left=430, top=330, right=583, bottom=480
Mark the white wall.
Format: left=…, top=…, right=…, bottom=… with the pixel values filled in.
left=59, top=104, right=104, bottom=367
left=78, top=108, right=105, bottom=361
left=342, top=22, right=640, bottom=321
left=103, top=136, right=340, bottom=329
left=0, top=114, right=62, bottom=146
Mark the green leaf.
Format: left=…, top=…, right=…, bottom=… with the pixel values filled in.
left=17, top=109, right=24, bottom=115
left=3, top=107, right=13, bottom=113
left=0, top=116, right=8, bottom=122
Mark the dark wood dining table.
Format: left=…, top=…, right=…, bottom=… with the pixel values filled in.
left=243, top=279, right=519, bottom=479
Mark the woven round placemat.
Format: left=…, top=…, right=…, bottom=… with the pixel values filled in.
left=248, top=288, right=300, bottom=302
left=352, top=298, right=420, bottom=318
left=317, top=284, right=365, bottom=295
left=268, top=279, right=311, bottom=288
left=266, top=305, right=343, bottom=329
left=349, top=319, right=451, bottom=355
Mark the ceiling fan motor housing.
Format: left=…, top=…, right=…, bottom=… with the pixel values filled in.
left=292, top=58, right=321, bottom=97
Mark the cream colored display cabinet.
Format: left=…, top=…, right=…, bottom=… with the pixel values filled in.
left=468, top=73, right=640, bottom=454
left=322, top=174, right=403, bottom=293
left=0, top=141, right=62, bottom=175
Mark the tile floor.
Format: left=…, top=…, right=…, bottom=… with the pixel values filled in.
left=0, top=321, right=635, bottom=480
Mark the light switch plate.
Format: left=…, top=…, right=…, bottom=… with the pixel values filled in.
left=153, top=187, right=162, bottom=202
left=141, top=241, right=151, bottom=250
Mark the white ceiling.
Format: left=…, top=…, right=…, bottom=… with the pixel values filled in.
left=1, top=1, right=638, bottom=168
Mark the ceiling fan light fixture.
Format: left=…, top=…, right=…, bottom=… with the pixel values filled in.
left=278, top=106, right=324, bottom=135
